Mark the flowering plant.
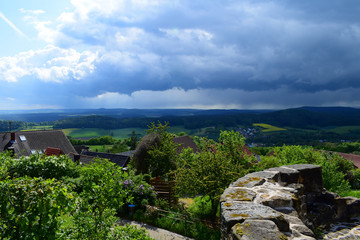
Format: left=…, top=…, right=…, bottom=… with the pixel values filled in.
left=120, top=176, right=157, bottom=208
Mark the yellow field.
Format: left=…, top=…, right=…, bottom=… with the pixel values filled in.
left=253, top=123, right=287, bottom=132
left=62, top=128, right=78, bottom=135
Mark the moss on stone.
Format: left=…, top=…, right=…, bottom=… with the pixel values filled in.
left=231, top=213, right=249, bottom=218
left=235, top=177, right=262, bottom=187
left=224, top=202, right=232, bottom=207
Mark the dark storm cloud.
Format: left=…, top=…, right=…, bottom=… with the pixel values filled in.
left=1, top=0, right=360, bottom=109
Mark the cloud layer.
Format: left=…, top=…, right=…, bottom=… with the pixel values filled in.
left=1, top=0, right=360, bottom=109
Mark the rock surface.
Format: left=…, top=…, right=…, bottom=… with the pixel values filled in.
left=220, top=164, right=360, bottom=240
left=231, top=220, right=288, bottom=240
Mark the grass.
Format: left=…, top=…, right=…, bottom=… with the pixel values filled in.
left=63, top=126, right=200, bottom=140
left=253, top=123, right=287, bottom=132
left=21, top=125, right=53, bottom=131
left=63, top=128, right=147, bottom=139
left=343, top=190, right=360, bottom=198
left=88, top=145, right=114, bottom=152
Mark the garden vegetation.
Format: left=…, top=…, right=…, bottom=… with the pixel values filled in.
left=1, top=122, right=359, bottom=239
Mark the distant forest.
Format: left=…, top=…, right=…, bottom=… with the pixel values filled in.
left=1, top=107, right=360, bottom=145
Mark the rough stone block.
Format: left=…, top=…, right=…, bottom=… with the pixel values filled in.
left=231, top=220, right=288, bottom=240
left=221, top=201, right=289, bottom=233
left=266, top=166, right=300, bottom=185
left=221, top=187, right=256, bottom=203
left=230, top=171, right=279, bottom=188
left=286, top=164, right=322, bottom=193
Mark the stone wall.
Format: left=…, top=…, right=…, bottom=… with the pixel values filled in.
left=220, top=164, right=360, bottom=239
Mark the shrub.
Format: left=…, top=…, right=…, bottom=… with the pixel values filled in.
left=318, top=158, right=351, bottom=195
left=120, top=178, right=156, bottom=208
left=8, top=154, right=79, bottom=179
left=258, top=146, right=354, bottom=195
left=349, top=168, right=360, bottom=189
left=108, top=224, right=154, bottom=240
left=187, top=195, right=218, bottom=220
left=0, top=177, right=74, bottom=239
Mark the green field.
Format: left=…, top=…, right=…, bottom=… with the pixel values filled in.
left=64, top=128, right=148, bottom=139
left=63, top=126, right=199, bottom=139
left=253, top=123, right=287, bottom=132
left=22, top=125, right=54, bottom=131
left=88, top=145, right=114, bottom=152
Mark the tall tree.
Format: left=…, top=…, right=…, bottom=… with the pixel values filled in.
left=175, top=131, right=255, bottom=221
left=133, top=122, right=179, bottom=177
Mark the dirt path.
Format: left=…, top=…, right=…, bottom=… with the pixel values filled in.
left=117, top=219, right=194, bottom=240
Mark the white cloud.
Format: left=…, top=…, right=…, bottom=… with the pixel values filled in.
left=19, top=8, right=45, bottom=15
left=0, top=46, right=97, bottom=83
left=69, top=0, right=176, bottom=22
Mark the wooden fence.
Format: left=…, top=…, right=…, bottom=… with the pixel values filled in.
left=150, top=176, right=176, bottom=204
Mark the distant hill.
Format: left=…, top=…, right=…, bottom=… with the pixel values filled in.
left=2, top=106, right=360, bottom=144
left=1, top=106, right=360, bottom=131
left=0, top=108, right=273, bottom=123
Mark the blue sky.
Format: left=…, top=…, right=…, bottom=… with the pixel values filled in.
left=1, top=0, right=360, bottom=110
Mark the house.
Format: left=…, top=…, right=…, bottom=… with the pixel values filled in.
left=69, top=150, right=131, bottom=168
left=0, top=130, right=76, bottom=157
left=172, top=135, right=200, bottom=154
left=327, top=151, right=360, bottom=169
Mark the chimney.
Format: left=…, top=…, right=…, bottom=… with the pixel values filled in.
left=11, top=132, right=15, bottom=142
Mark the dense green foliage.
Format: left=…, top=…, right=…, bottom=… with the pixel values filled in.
left=133, top=122, right=179, bottom=177
left=257, top=145, right=355, bottom=195
left=175, top=130, right=256, bottom=220
left=0, top=120, right=28, bottom=132
left=7, top=154, right=79, bottom=180
left=69, top=135, right=132, bottom=153
left=316, top=141, right=360, bottom=154
left=69, top=135, right=116, bottom=146
left=0, top=177, right=74, bottom=239
left=108, top=224, right=154, bottom=240
left=0, top=153, right=155, bottom=239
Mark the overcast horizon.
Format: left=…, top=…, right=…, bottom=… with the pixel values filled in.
left=1, top=1, right=360, bottom=110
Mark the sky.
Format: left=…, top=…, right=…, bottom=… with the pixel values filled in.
left=1, top=0, right=360, bottom=110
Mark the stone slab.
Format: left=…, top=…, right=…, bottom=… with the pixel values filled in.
left=231, top=220, right=288, bottom=240
left=221, top=187, right=256, bottom=202
left=221, top=201, right=289, bottom=232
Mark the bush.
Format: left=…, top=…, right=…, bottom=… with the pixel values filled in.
left=258, top=146, right=355, bottom=195
left=0, top=177, right=74, bottom=239
left=8, top=154, right=79, bottom=179
left=349, top=168, right=360, bottom=189
left=108, top=224, right=154, bottom=240
left=117, top=169, right=157, bottom=209
left=187, top=196, right=219, bottom=220
left=319, top=158, right=351, bottom=195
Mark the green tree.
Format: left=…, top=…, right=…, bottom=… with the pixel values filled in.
left=133, top=122, right=179, bottom=177
left=175, top=131, right=255, bottom=221
left=129, top=130, right=138, bottom=150
left=109, top=139, right=129, bottom=153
